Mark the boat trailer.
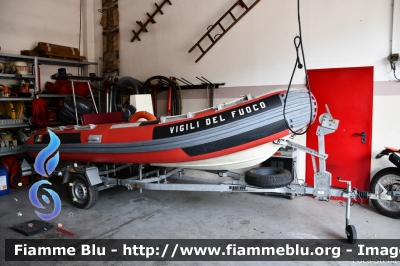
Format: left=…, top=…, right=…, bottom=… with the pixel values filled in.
left=60, top=106, right=390, bottom=244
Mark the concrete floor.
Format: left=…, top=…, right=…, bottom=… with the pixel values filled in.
left=0, top=171, right=399, bottom=266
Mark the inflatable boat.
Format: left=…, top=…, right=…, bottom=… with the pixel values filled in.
left=24, top=89, right=316, bottom=170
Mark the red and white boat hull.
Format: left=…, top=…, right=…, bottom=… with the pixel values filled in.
left=24, top=89, right=316, bottom=170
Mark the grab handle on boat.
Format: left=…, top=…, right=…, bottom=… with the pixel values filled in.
left=74, top=124, right=97, bottom=130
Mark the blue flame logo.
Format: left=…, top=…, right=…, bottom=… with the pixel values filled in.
left=34, top=131, right=60, bottom=177
left=30, top=131, right=62, bottom=221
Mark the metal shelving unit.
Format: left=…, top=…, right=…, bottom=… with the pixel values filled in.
left=37, top=94, right=73, bottom=98
left=0, top=43, right=32, bottom=157
left=38, top=94, right=99, bottom=98
left=0, top=54, right=36, bottom=64
left=0, top=123, right=30, bottom=129
left=0, top=53, right=101, bottom=156
left=0, top=97, right=34, bottom=101
left=0, top=53, right=100, bottom=97
left=33, top=56, right=100, bottom=95
left=0, top=53, right=99, bottom=67
left=0, top=73, right=35, bottom=80
left=0, top=147, right=25, bottom=156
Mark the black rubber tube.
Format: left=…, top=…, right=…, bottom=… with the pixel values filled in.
left=112, top=76, right=143, bottom=112
left=142, top=76, right=180, bottom=116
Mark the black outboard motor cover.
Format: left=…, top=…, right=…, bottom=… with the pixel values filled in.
left=58, top=95, right=94, bottom=125
left=122, top=105, right=137, bottom=122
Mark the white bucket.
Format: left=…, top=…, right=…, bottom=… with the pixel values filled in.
left=14, top=61, right=29, bottom=75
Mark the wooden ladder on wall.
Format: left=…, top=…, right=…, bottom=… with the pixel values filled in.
left=131, top=0, right=172, bottom=42
left=188, top=0, right=260, bottom=63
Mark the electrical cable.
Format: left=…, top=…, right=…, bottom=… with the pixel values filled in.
left=176, top=81, right=182, bottom=115
left=206, top=84, right=209, bottom=107
left=78, top=0, right=82, bottom=76
left=212, top=83, right=216, bottom=107
left=390, top=60, right=400, bottom=81
left=171, top=78, right=183, bottom=115
left=283, top=0, right=313, bottom=135
left=169, top=78, right=179, bottom=116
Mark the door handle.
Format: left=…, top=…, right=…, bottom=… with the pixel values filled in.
left=354, top=132, right=366, bottom=144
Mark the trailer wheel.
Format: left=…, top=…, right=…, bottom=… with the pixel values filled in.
left=346, top=225, right=357, bottom=244
left=370, top=167, right=400, bottom=219
left=245, top=167, right=292, bottom=188
left=68, top=174, right=98, bottom=209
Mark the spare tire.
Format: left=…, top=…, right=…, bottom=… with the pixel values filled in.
left=245, top=167, right=292, bottom=188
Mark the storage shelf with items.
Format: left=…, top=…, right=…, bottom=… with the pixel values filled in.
left=0, top=97, right=34, bottom=101
left=0, top=73, right=35, bottom=80
left=34, top=56, right=102, bottom=116
left=0, top=99, right=31, bottom=156
left=38, top=94, right=99, bottom=98
left=0, top=50, right=101, bottom=191
left=0, top=52, right=101, bottom=97
left=38, top=94, right=72, bottom=98
left=0, top=146, right=24, bottom=156
left=0, top=98, right=31, bottom=157
left=0, top=54, right=37, bottom=106
left=0, top=123, right=29, bottom=129
left=0, top=126, right=26, bottom=156
left=0, top=52, right=101, bottom=158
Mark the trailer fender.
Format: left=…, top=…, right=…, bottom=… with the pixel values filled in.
left=84, top=167, right=103, bottom=186
left=62, top=166, right=102, bottom=186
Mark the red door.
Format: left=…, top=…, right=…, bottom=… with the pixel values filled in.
left=305, top=67, right=373, bottom=202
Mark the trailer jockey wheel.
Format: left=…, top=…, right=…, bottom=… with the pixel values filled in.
left=346, top=225, right=357, bottom=244
left=68, top=174, right=98, bottom=209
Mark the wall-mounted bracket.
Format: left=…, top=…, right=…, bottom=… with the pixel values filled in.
left=176, top=77, right=225, bottom=90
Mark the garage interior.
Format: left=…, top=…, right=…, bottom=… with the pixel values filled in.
left=0, top=0, right=400, bottom=265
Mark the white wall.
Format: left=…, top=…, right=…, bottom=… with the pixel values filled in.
left=372, top=82, right=400, bottom=176
left=0, top=0, right=103, bottom=88
left=392, top=0, right=400, bottom=54
left=82, top=0, right=104, bottom=74
left=119, top=0, right=393, bottom=85
left=0, top=0, right=81, bottom=54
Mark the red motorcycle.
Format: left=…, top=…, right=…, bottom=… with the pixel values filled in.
left=371, top=147, right=400, bottom=218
